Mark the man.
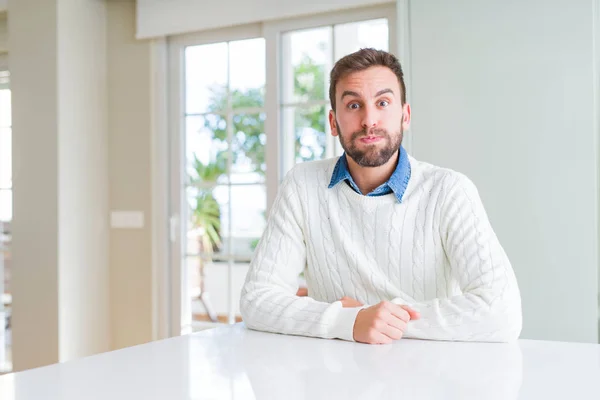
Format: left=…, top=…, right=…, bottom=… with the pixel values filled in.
left=240, top=48, right=522, bottom=344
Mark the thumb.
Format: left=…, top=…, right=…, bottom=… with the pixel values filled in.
left=400, top=305, right=421, bottom=320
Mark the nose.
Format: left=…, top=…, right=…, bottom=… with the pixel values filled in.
left=360, top=105, right=378, bottom=131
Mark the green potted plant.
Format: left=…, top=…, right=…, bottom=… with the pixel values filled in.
left=189, top=154, right=226, bottom=322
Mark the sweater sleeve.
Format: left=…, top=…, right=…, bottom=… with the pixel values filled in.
left=392, top=173, right=522, bottom=342
left=240, top=168, right=363, bottom=341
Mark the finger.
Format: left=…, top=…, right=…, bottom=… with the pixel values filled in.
left=380, top=321, right=404, bottom=340
left=384, top=303, right=411, bottom=323
left=381, top=312, right=408, bottom=333
left=371, top=330, right=393, bottom=345
left=401, top=305, right=421, bottom=320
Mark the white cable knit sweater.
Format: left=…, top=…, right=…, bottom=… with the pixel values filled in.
left=240, top=155, right=522, bottom=343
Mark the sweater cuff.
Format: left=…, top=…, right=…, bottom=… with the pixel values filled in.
left=328, top=302, right=365, bottom=342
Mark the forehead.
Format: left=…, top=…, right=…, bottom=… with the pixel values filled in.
left=337, top=66, right=400, bottom=96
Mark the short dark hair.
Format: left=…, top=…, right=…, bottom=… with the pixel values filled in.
left=329, top=48, right=407, bottom=111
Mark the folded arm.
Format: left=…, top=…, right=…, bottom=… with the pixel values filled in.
left=392, top=173, right=522, bottom=342
left=240, top=171, right=361, bottom=341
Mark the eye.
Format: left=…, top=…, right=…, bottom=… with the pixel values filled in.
left=378, top=100, right=390, bottom=107
left=347, top=102, right=360, bottom=110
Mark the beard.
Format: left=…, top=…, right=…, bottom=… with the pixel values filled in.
left=336, top=121, right=403, bottom=167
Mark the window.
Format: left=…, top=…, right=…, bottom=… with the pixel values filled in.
left=169, top=5, right=395, bottom=333
left=184, top=38, right=267, bottom=326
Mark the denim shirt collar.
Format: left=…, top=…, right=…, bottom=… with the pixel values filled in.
left=328, top=146, right=411, bottom=202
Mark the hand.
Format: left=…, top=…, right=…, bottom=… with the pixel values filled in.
left=296, top=287, right=308, bottom=297
left=353, top=301, right=420, bottom=344
left=340, top=296, right=364, bottom=308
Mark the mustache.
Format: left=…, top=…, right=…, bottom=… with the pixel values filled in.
left=350, top=128, right=389, bottom=140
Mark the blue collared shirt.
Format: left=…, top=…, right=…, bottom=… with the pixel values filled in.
left=328, top=146, right=412, bottom=202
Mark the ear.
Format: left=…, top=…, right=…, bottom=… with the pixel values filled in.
left=401, top=103, right=411, bottom=131
left=329, top=109, right=339, bottom=137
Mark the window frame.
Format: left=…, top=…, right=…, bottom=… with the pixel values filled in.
left=168, top=23, right=266, bottom=333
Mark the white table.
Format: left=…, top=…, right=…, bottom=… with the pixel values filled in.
left=0, top=323, right=599, bottom=399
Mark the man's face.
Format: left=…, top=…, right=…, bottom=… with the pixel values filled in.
left=329, top=66, right=411, bottom=167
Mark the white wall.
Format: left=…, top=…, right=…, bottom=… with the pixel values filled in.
left=10, top=0, right=61, bottom=371
left=8, top=0, right=156, bottom=369
left=107, top=1, right=155, bottom=350
left=10, top=0, right=110, bottom=371
left=408, top=0, right=598, bottom=343
left=136, top=0, right=393, bottom=38
left=56, top=0, right=110, bottom=362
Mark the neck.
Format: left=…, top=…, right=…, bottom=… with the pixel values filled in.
left=346, top=150, right=400, bottom=195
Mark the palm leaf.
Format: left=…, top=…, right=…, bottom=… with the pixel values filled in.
left=192, top=190, right=222, bottom=251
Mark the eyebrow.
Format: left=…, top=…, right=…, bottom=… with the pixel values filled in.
left=375, top=88, right=395, bottom=97
left=340, top=88, right=395, bottom=100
